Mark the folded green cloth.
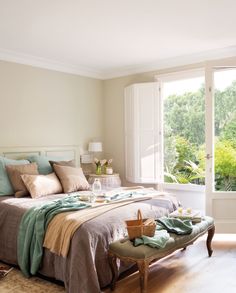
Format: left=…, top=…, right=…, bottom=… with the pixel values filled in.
left=156, top=216, right=193, bottom=235
left=134, top=230, right=170, bottom=248
left=18, top=195, right=90, bottom=277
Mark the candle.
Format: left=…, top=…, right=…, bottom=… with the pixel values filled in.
left=186, top=207, right=192, bottom=214
left=178, top=207, right=183, bottom=214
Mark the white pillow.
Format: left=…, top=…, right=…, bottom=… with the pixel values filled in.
left=21, top=173, right=63, bottom=198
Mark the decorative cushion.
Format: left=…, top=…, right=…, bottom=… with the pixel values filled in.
left=28, top=155, right=74, bottom=175
left=21, top=173, right=63, bottom=198
left=27, top=155, right=54, bottom=175
left=0, top=156, right=29, bottom=196
left=49, top=159, right=76, bottom=168
left=53, top=164, right=90, bottom=193
left=5, top=163, right=39, bottom=197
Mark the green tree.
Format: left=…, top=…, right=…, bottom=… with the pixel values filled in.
left=174, top=136, right=196, bottom=169
left=221, top=118, right=236, bottom=146
left=164, top=126, right=178, bottom=174
left=164, top=79, right=236, bottom=189
left=215, top=140, right=236, bottom=190
left=164, top=85, right=205, bottom=146
left=215, top=81, right=236, bottom=136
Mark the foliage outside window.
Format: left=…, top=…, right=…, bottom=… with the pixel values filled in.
left=164, top=78, right=236, bottom=191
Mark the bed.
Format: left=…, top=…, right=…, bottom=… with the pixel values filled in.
left=0, top=146, right=179, bottom=293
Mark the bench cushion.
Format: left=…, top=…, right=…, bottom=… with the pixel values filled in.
left=109, top=216, right=214, bottom=260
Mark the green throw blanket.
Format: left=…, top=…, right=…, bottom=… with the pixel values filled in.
left=156, top=216, right=193, bottom=235
left=134, top=216, right=193, bottom=249
left=134, top=230, right=170, bottom=248
left=17, top=195, right=90, bottom=277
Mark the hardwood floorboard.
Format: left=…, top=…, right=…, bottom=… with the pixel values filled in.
left=104, top=234, right=236, bottom=293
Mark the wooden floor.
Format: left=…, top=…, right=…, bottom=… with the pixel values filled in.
left=104, top=234, right=236, bottom=293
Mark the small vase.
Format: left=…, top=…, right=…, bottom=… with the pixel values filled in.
left=106, top=167, right=113, bottom=175
left=95, top=165, right=102, bottom=175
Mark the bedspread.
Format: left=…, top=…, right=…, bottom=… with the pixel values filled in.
left=0, top=192, right=178, bottom=293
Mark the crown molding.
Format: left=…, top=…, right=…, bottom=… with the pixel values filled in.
left=0, top=46, right=236, bottom=80
left=0, top=48, right=103, bottom=79
left=102, top=46, right=236, bottom=79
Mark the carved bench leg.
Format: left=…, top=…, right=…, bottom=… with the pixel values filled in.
left=108, top=252, right=118, bottom=290
left=207, top=225, right=215, bottom=257
left=137, top=260, right=149, bottom=293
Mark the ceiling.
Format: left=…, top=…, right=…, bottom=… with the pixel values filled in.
left=0, top=0, right=236, bottom=79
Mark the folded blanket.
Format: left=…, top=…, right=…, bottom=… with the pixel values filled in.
left=134, top=230, right=170, bottom=248
left=157, top=216, right=193, bottom=235
left=17, top=195, right=90, bottom=277
left=43, top=195, right=153, bottom=257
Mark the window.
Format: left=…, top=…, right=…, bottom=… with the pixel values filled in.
left=124, top=67, right=236, bottom=192
left=161, top=73, right=205, bottom=186
left=214, top=68, right=236, bottom=191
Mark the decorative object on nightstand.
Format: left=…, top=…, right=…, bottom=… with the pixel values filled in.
left=88, top=173, right=121, bottom=190
left=106, top=166, right=113, bottom=175
left=104, top=158, right=113, bottom=175
left=88, top=141, right=103, bottom=174
left=81, top=141, right=103, bottom=176
left=94, top=158, right=107, bottom=175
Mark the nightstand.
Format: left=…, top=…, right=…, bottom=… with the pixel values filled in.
left=88, top=173, right=121, bottom=189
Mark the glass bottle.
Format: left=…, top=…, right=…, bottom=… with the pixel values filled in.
left=91, top=178, right=102, bottom=202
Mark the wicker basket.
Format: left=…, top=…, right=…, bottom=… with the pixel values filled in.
left=125, top=209, right=156, bottom=240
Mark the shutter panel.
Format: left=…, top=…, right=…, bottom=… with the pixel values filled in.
left=124, top=82, right=161, bottom=183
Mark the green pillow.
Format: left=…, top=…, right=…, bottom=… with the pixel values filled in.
left=27, top=155, right=71, bottom=175
left=0, top=156, right=29, bottom=196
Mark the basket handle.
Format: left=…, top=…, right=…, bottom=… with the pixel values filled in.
left=137, top=209, right=142, bottom=221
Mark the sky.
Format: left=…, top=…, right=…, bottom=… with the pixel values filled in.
left=163, top=69, right=236, bottom=98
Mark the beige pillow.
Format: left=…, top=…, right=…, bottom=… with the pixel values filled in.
left=6, top=163, right=39, bottom=197
left=53, top=164, right=90, bottom=193
left=49, top=159, right=76, bottom=168
left=21, top=173, right=63, bottom=198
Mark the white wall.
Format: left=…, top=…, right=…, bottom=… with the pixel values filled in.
left=0, top=60, right=104, bottom=151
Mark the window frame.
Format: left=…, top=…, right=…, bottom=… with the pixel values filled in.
left=155, top=68, right=206, bottom=192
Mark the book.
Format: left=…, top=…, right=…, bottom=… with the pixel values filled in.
left=169, top=209, right=202, bottom=223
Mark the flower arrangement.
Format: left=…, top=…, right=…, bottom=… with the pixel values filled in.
left=94, top=158, right=106, bottom=175
left=94, top=158, right=113, bottom=175
left=104, top=159, right=113, bottom=167
left=104, top=158, right=113, bottom=174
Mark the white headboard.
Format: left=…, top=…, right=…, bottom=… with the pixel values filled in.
left=0, top=145, right=80, bottom=166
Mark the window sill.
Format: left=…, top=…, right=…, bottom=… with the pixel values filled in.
left=160, top=183, right=205, bottom=192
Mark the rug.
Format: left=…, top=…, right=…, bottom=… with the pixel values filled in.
left=0, top=263, right=65, bottom=293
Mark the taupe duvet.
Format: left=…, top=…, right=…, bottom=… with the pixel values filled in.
left=0, top=193, right=178, bottom=293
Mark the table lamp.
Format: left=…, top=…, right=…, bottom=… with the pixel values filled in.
left=88, top=142, right=103, bottom=153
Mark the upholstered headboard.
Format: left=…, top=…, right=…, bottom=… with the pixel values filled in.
left=0, top=146, right=80, bottom=166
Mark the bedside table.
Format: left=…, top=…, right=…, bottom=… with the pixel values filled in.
left=88, top=173, right=121, bottom=189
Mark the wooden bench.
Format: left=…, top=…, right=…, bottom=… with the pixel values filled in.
left=108, top=216, right=215, bottom=293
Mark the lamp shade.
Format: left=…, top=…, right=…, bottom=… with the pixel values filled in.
left=88, top=142, right=102, bottom=152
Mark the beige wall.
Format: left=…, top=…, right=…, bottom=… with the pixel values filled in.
left=0, top=60, right=104, bottom=151
left=104, top=72, right=161, bottom=185
left=1, top=57, right=236, bottom=186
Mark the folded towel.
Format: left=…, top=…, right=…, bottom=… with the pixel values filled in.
left=133, top=230, right=170, bottom=248
left=156, top=216, right=193, bottom=235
